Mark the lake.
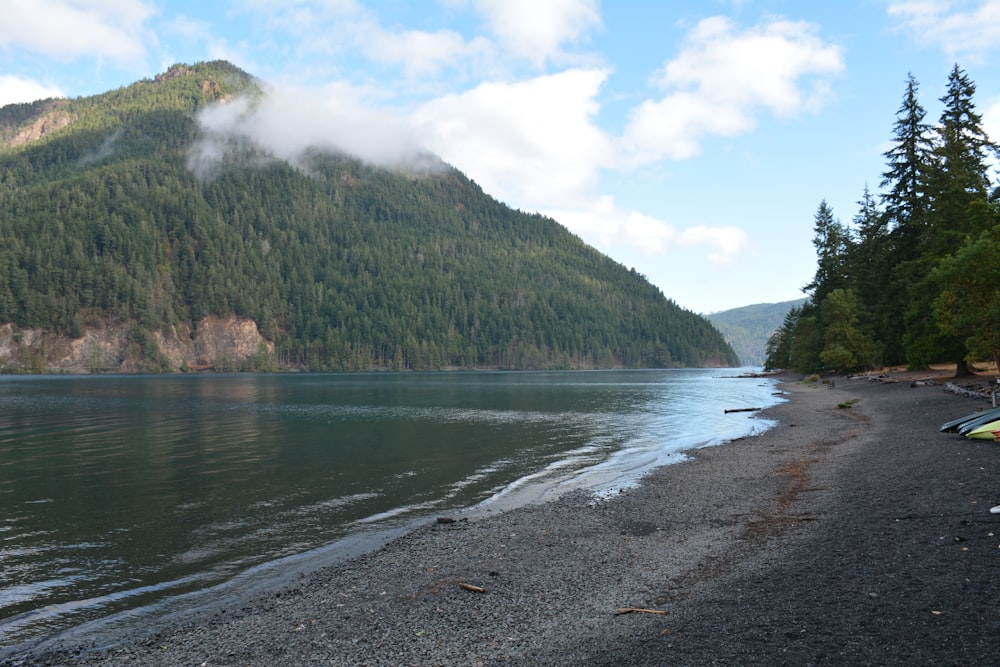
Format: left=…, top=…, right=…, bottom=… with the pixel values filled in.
left=0, top=370, right=780, bottom=649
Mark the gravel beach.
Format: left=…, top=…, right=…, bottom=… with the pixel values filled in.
left=6, top=373, right=999, bottom=666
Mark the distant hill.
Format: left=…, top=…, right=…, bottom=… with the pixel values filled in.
left=706, top=299, right=807, bottom=367
left=0, top=61, right=738, bottom=372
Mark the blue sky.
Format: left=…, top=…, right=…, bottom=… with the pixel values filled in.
left=2, top=1, right=1000, bottom=314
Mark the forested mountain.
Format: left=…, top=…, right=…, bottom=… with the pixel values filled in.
left=765, top=65, right=1000, bottom=376
left=0, top=61, right=738, bottom=372
left=707, top=299, right=806, bottom=367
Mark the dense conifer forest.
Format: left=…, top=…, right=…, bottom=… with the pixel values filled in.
left=0, top=61, right=738, bottom=372
left=765, top=65, right=1000, bottom=376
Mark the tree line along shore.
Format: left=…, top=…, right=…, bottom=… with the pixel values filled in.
left=767, top=64, right=1000, bottom=379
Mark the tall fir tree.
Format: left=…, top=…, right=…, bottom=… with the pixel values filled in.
left=803, top=200, right=849, bottom=305
left=847, top=185, right=894, bottom=364
left=923, top=63, right=996, bottom=254
left=878, top=74, right=933, bottom=365
left=904, top=64, right=998, bottom=375
left=880, top=73, right=932, bottom=252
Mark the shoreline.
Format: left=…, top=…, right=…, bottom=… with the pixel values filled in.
left=6, top=373, right=999, bottom=665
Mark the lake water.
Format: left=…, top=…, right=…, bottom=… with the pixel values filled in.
left=0, top=370, right=780, bottom=650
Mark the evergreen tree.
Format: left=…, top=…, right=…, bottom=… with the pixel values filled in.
left=923, top=64, right=996, bottom=253
left=880, top=73, right=932, bottom=252
left=788, top=305, right=823, bottom=374
left=931, top=225, right=1000, bottom=371
left=764, top=306, right=801, bottom=371
left=847, top=186, right=894, bottom=364
left=818, top=288, right=881, bottom=372
left=904, top=64, right=998, bottom=375
left=803, top=201, right=849, bottom=305
left=878, top=74, right=933, bottom=365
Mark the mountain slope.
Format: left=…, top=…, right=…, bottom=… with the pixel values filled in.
left=706, top=299, right=807, bottom=367
left=0, top=62, right=738, bottom=372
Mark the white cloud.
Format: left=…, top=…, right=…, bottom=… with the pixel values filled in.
left=0, top=75, right=64, bottom=106
left=365, top=28, right=493, bottom=79
left=0, top=0, right=155, bottom=66
left=188, top=82, right=425, bottom=178
left=889, top=0, right=1000, bottom=59
left=412, top=68, right=614, bottom=209
left=546, top=197, right=752, bottom=267
left=237, top=1, right=491, bottom=84
left=239, top=0, right=601, bottom=83
left=677, top=225, right=752, bottom=266
left=475, top=0, right=602, bottom=66
left=620, top=16, right=844, bottom=165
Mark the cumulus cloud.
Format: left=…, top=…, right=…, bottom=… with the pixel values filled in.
left=236, top=0, right=492, bottom=84
left=188, top=82, right=426, bottom=178
left=547, top=198, right=752, bottom=267
left=888, top=0, right=1000, bottom=59
left=411, top=68, right=614, bottom=209
left=235, top=0, right=601, bottom=84
left=0, top=0, right=155, bottom=66
left=677, top=225, right=752, bottom=267
left=0, top=74, right=64, bottom=106
left=365, top=28, right=491, bottom=79
left=620, top=16, right=844, bottom=164
left=475, top=0, right=602, bottom=66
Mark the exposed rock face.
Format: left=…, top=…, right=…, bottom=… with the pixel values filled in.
left=6, top=106, right=77, bottom=148
left=156, top=315, right=275, bottom=369
left=0, top=316, right=275, bottom=373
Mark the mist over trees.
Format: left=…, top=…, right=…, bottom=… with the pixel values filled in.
left=0, top=61, right=739, bottom=372
left=766, top=65, right=1000, bottom=375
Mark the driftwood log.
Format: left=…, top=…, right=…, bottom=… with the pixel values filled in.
left=614, top=607, right=668, bottom=616
left=724, top=407, right=760, bottom=414
left=944, top=382, right=991, bottom=400
left=458, top=583, right=486, bottom=593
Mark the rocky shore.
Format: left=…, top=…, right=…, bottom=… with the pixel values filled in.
left=7, top=373, right=999, bottom=665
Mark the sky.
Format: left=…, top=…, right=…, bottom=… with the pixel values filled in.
left=2, top=1, right=1000, bottom=314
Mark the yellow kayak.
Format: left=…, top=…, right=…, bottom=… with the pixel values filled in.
left=965, top=419, right=1000, bottom=440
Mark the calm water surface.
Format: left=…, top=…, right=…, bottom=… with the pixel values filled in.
left=0, top=370, right=779, bottom=648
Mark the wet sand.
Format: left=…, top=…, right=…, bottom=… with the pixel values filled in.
left=6, top=373, right=999, bottom=665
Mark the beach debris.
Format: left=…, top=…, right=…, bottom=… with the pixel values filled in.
left=459, top=583, right=487, bottom=593
left=614, top=607, right=668, bottom=616
left=944, top=382, right=993, bottom=400
left=436, top=516, right=457, bottom=524
left=990, top=505, right=1000, bottom=514
left=724, top=407, right=761, bottom=413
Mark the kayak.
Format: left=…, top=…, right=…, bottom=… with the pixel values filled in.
left=965, top=419, right=1000, bottom=440
left=940, top=407, right=1000, bottom=432
left=958, top=411, right=1000, bottom=436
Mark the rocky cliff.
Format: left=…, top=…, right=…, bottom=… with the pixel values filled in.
left=0, top=316, right=274, bottom=373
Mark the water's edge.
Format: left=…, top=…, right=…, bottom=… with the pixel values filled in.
left=5, top=391, right=782, bottom=659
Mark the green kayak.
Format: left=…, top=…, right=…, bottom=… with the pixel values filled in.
left=965, top=419, right=1000, bottom=440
